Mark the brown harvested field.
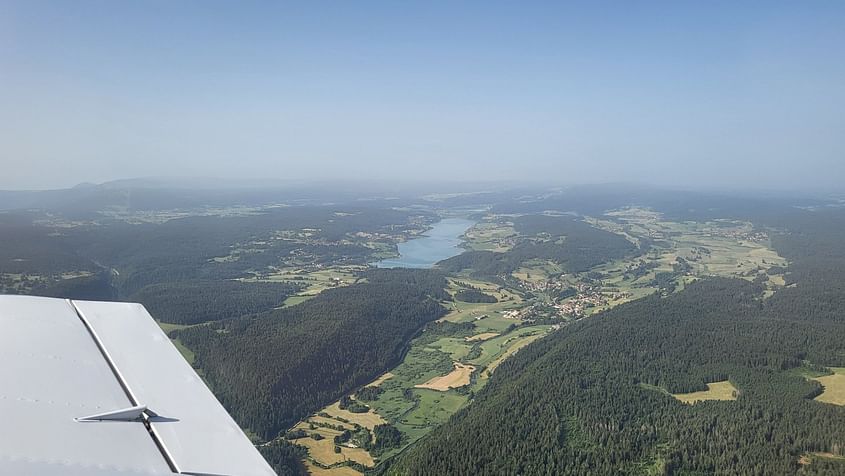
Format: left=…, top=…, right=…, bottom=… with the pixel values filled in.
left=812, top=368, right=845, bottom=405
left=324, top=402, right=387, bottom=430
left=295, top=434, right=374, bottom=467
left=465, top=332, right=500, bottom=342
left=304, top=461, right=362, bottom=476
left=672, top=381, right=738, bottom=404
left=415, top=362, right=475, bottom=391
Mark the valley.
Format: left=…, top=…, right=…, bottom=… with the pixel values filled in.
left=2, top=184, right=844, bottom=475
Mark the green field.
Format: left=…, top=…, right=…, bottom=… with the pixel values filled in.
left=156, top=320, right=197, bottom=364
left=813, top=367, right=845, bottom=406
left=671, top=381, right=739, bottom=404
left=463, top=221, right=517, bottom=251
left=242, top=266, right=364, bottom=307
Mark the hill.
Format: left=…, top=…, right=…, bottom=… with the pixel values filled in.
left=388, top=209, right=845, bottom=475
left=173, top=269, right=449, bottom=441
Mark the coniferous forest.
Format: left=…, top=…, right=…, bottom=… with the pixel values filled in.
left=385, top=209, right=845, bottom=475
left=174, top=269, right=449, bottom=440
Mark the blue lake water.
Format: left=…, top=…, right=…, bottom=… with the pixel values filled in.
left=375, top=218, right=475, bottom=269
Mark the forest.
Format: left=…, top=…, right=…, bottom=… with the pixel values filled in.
left=439, top=215, right=637, bottom=277
left=386, top=209, right=845, bottom=475
left=0, top=205, right=431, bottom=296
left=173, top=269, right=449, bottom=441
left=131, top=280, right=300, bottom=325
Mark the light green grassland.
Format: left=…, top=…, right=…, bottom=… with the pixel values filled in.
left=785, top=365, right=833, bottom=380
left=156, top=321, right=197, bottom=364
left=440, top=278, right=525, bottom=332
left=170, top=338, right=196, bottom=365
left=589, top=209, right=788, bottom=298
left=671, top=381, right=739, bottom=404
left=241, top=266, right=364, bottom=307
left=813, top=367, right=845, bottom=406
left=463, top=221, right=517, bottom=251
left=640, top=381, right=739, bottom=404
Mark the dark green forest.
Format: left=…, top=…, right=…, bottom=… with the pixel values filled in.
left=174, top=269, right=449, bottom=440
left=386, top=210, right=845, bottom=475
left=131, top=280, right=300, bottom=325
left=454, top=289, right=498, bottom=303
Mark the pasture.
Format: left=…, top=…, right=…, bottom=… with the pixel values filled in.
left=243, top=266, right=362, bottom=307
left=671, top=381, right=738, bottom=404
left=463, top=221, right=517, bottom=251
left=465, top=332, right=500, bottom=342
left=813, top=368, right=845, bottom=406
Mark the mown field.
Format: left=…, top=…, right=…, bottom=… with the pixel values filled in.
left=671, top=380, right=739, bottom=404
left=813, top=368, right=845, bottom=406
left=241, top=266, right=364, bottom=307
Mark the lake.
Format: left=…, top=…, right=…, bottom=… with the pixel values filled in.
left=375, top=218, right=475, bottom=269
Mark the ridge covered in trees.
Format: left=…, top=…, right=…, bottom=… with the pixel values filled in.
left=386, top=210, right=845, bottom=475
left=131, top=280, right=300, bottom=325
left=174, top=269, right=449, bottom=440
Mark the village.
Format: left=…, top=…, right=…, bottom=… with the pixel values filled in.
left=506, top=274, right=633, bottom=320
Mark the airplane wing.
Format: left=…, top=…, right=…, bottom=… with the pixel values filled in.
left=0, top=295, right=277, bottom=476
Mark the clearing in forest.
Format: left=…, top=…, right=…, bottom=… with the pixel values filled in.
left=304, top=461, right=362, bottom=476
left=365, top=371, right=394, bottom=387
left=813, top=368, right=845, bottom=405
left=463, top=221, right=517, bottom=252
left=414, top=363, right=475, bottom=391
left=798, top=452, right=845, bottom=467
left=671, top=380, right=738, bottom=404
left=323, top=401, right=387, bottom=429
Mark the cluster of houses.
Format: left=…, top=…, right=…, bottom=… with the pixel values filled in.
left=705, top=227, right=768, bottom=244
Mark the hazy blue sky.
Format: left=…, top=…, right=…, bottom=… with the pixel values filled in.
left=1, top=1, right=844, bottom=190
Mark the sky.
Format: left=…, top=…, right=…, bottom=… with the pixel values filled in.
left=1, top=1, right=844, bottom=190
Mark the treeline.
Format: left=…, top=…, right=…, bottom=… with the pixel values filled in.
left=388, top=210, right=845, bottom=475
left=131, top=280, right=300, bottom=325
left=174, top=269, right=449, bottom=441
left=258, top=439, right=308, bottom=476
left=439, top=215, right=636, bottom=277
